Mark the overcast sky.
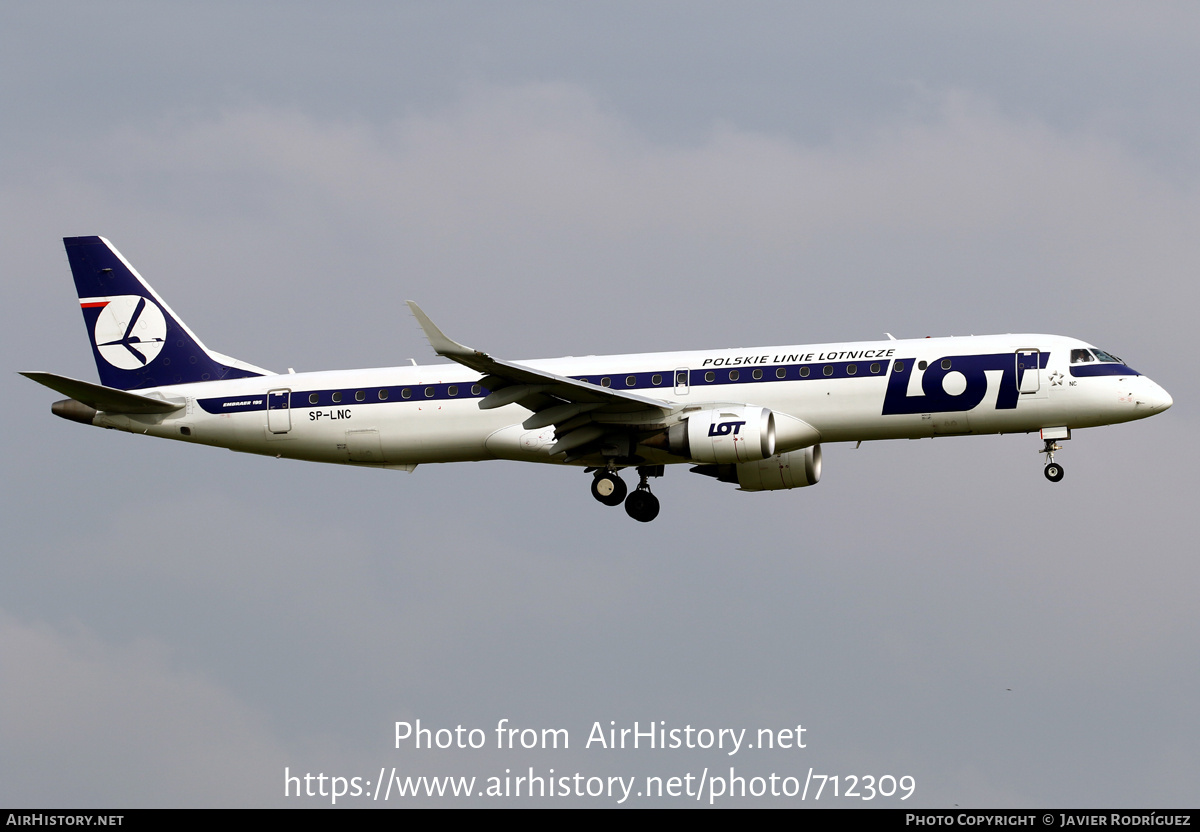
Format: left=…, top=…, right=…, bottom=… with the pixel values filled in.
left=2, top=2, right=1197, bottom=808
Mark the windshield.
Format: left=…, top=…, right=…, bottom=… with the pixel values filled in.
left=1092, top=349, right=1123, bottom=363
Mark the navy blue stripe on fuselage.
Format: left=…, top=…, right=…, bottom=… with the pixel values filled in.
left=199, top=382, right=488, bottom=413
left=1069, top=363, right=1140, bottom=378
left=196, top=359, right=894, bottom=414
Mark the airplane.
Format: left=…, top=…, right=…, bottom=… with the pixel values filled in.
left=23, top=236, right=1173, bottom=522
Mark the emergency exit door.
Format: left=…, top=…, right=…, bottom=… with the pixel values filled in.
left=267, top=389, right=291, bottom=433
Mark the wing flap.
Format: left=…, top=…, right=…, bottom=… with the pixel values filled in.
left=405, top=302, right=694, bottom=460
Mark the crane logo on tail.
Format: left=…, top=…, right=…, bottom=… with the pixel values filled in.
left=81, top=295, right=167, bottom=370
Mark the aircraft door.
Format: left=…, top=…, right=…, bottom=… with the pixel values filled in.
left=267, top=389, right=291, bottom=433
left=674, top=368, right=690, bottom=396
left=1016, top=350, right=1040, bottom=394
left=346, top=428, right=384, bottom=462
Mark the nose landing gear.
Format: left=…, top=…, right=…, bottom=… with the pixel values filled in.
left=1041, top=437, right=1065, bottom=482
left=1037, top=427, right=1071, bottom=483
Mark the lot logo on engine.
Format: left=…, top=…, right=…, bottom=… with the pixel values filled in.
left=708, top=420, right=746, bottom=437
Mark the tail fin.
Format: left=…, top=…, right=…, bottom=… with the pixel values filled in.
left=64, top=236, right=271, bottom=390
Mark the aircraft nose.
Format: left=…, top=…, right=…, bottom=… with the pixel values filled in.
left=1142, top=378, right=1173, bottom=413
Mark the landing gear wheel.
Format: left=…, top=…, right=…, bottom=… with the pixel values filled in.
left=624, top=488, right=660, bottom=522
left=591, top=472, right=627, bottom=506
left=1044, top=463, right=1065, bottom=483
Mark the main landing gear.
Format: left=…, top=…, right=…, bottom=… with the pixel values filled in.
left=1041, top=438, right=1065, bottom=483
left=590, top=467, right=661, bottom=522
left=590, top=470, right=627, bottom=506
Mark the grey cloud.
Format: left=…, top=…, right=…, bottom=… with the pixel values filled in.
left=0, top=612, right=290, bottom=807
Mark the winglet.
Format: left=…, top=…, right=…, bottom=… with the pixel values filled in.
left=405, top=301, right=477, bottom=359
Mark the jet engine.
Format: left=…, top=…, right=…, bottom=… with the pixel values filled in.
left=667, top=406, right=775, bottom=463
left=734, top=444, right=822, bottom=491
left=690, top=444, right=822, bottom=491
left=662, top=407, right=821, bottom=465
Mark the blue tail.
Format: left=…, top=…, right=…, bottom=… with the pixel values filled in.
left=64, top=236, right=270, bottom=390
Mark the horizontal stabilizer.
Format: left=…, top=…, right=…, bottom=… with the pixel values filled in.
left=20, top=372, right=184, bottom=414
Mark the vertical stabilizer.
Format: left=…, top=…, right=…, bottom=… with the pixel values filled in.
left=64, top=236, right=269, bottom=390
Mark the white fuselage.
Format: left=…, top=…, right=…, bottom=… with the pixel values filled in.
left=88, top=333, right=1172, bottom=470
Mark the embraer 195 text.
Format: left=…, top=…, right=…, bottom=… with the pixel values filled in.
left=24, top=237, right=1173, bottom=522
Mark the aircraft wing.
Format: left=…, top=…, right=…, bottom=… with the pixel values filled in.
left=406, top=302, right=676, bottom=456
left=20, top=371, right=185, bottom=414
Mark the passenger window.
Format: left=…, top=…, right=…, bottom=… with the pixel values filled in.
left=847, top=364, right=857, bottom=375
left=941, top=359, right=951, bottom=370
left=800, top=367, right=810, bottom=378
left=626, top=375, right=637, bottom=387
left=870, top=363, right=880, bottom=374
left=471, top=384, right=481, bottom=395
left=652, top=374, right=662, bottom=385
left=894, top=362, right=905, bottom=373
left=601, top=377, right=611, bottom=388
left=309, top=393, right=319, bottom=405
left=425, top=387, right=434, bottom=397
left=378, top=389, right=389, bottom=401
left=823, top=365, right=833, bottom=376
left=447, top=385, right=458, bottom=396
left=355, top=390, right=365, bottom=402
left=753, top=369, right=762, bottom=380
left=918, top=360, right=927, bottom=370
left=729, top=370, right=740, bottom=381
left=402, top=388, right=412, bottom=399
left=776, top=367, right=786, bottom=379
left=332, top=392, right=342, bottom=403
left=705, top=371, right=715, bottom=382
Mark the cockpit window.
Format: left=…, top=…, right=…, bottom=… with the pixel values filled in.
left=1071, top=349, right=1096, bottom=364
left=1092, top=349, right=1123, bottom=363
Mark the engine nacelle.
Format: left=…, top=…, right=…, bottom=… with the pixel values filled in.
left=671, top=407, right=775, bottom=464
left=735, top=445, right=822, bottom=491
